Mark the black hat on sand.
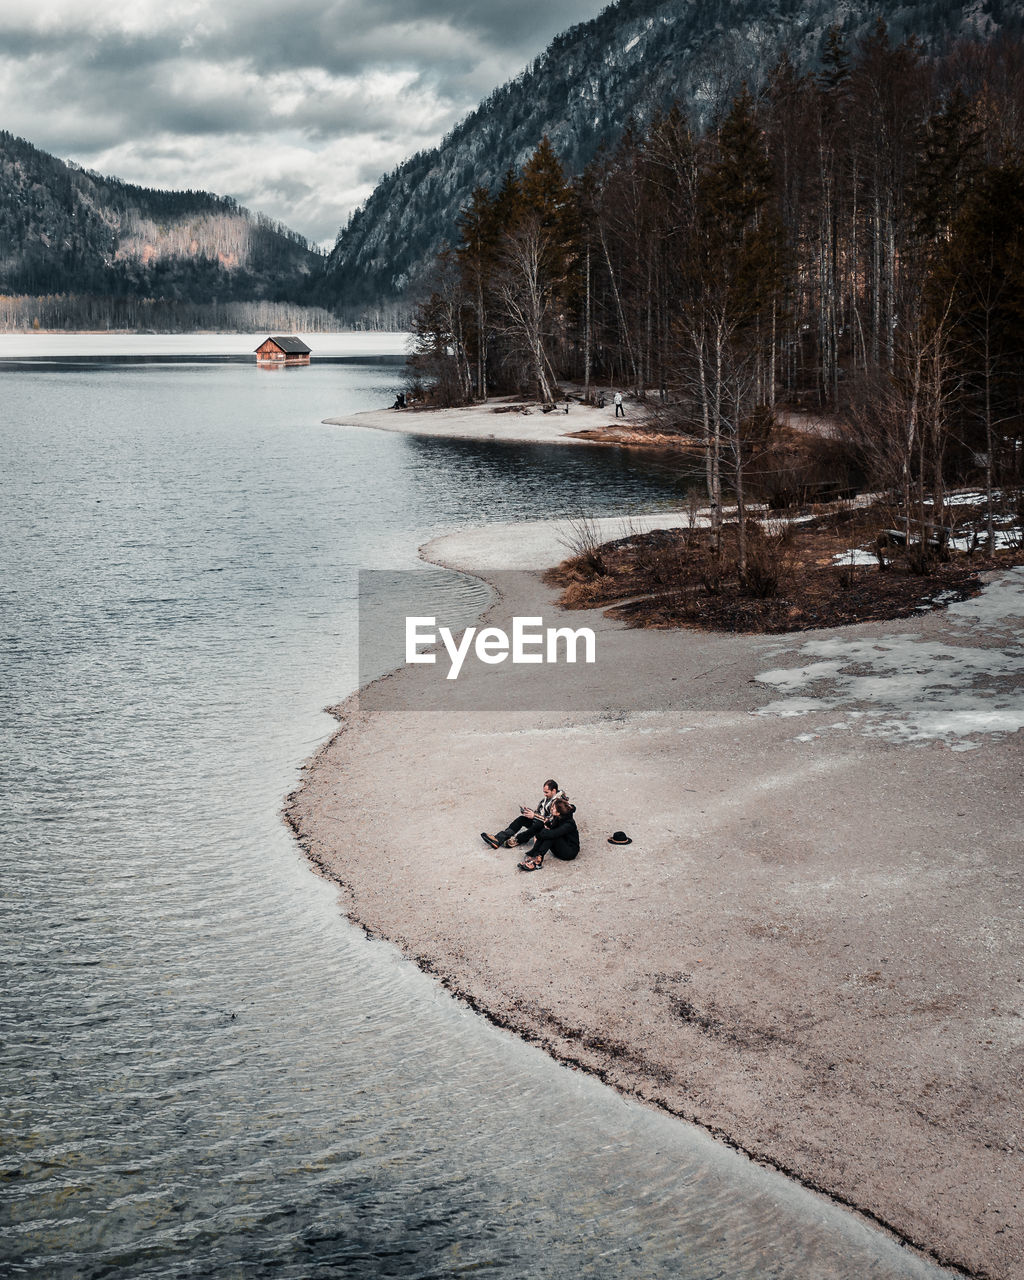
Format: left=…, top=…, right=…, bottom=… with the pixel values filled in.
left=608, top=831, right=632, bottom=845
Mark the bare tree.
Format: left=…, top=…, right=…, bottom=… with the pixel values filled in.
left=493, top=213, right=556, bottom=401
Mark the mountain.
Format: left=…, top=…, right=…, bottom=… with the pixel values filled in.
left=0, top=130, right=322, bottom=305
left=319, top=0, right=1024, bottom=312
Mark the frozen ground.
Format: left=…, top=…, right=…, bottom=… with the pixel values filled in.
left=757, top=567, right=1024, bottom=750
left=0, top=332, right=411, bottom=359
left=831, top=548, right=880, bottom=566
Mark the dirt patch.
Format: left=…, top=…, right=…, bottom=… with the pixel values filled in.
left=543, top=503, right=1024, bottom=633
left=564, top=424, right=703, bottom=448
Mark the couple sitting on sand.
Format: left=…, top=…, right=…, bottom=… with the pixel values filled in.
left=481, top=778, right=580, bottom=872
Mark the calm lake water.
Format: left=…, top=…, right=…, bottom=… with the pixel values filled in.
left=0, top=342, right=945, bottom=1278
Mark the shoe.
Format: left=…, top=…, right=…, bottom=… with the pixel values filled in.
left=507, top=835, right=520, bottom=848
left=517, top=855, right=544, bottom=872
left=481, top=833, right=501, bottom=849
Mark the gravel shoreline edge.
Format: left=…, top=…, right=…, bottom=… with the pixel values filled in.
left=287, top=404, right=1023, bottom=1279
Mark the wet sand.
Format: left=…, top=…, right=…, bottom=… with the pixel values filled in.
left=290, top=411, right=1024, bottom=1279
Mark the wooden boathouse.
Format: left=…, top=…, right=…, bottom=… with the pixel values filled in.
left=255, top=336, right=311, bottom=365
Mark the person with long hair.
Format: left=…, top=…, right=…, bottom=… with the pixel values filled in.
left=481, top=779, right=568, bottom=851
left=517, top=798, right=579, bottom=872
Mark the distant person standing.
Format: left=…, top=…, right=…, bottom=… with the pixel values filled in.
left=614, top=391, right=624, bottom=418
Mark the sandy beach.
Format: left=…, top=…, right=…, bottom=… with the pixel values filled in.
left=289, top=411, right=1024, bottom=1279
left=323, top=395, right=679, bottom=448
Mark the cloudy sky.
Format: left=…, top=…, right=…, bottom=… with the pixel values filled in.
left=0, top=0, right=603, bottom=246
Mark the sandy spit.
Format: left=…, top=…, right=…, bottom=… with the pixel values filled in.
left=323, top=395, right=654, bottom=447
left=288, top=409, right=1023, bottom=1279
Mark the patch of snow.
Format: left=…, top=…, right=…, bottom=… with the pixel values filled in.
left=758, top=514, right=816, bottom=536
left=948, top=529, right=1021, bottom=552
left=948, top=569, right=1024, bottom=624
left=924, top=491, right=988, bottom=506
left=754, top=569, right=1024, bottom=747
left=831, top=549, right=878, bottom=566
left=757, top=659, right=847, bottom=692
left=624, top=34, right=641, bottom=52
left=426, top=511, right=713, bottom=571
left=759, top=696, right=831, bottom=718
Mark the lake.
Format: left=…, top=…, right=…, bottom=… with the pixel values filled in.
left=0, top=337, right=945, bottom=1278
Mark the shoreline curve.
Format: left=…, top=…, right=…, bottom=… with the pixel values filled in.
left=323, top=396, right=679, bottom=449
left=287, top=407, right=1023, bottom=1280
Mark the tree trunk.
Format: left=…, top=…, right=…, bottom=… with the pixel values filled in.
left=583, top=243, right=592, bottom=403
left=599, top=226, right=639, bottom=391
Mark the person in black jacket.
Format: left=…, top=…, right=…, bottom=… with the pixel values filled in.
left=518, top=799, right=579, bottom=871
left=482, top=779, right=567, bottom=850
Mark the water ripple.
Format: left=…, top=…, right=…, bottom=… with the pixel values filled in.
left=0, top=356, right=945, bottom=1278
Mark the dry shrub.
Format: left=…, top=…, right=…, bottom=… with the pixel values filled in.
left=559, top=579, right=603, bottom=609
left=631, top=531, right=691, bottom=588
left=558, top=516, right=607, bottom=577
left=834, top=552, right=861, bottom=591
left=740, top=523, right=796, bottom=598
left=695, top=547, right=726, bottom=595
left=905, top=540, right=941, bottom=575
left=741, top=549, right=782, bottom=597
left=558, top=555, right=606, bottom=587
left=756, top=431, right=863, bottom=509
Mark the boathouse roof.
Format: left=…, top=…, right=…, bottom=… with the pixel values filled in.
left=256, top=336, right=311, bottom=354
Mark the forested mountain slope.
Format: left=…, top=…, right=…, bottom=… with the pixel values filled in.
left=319, top=0, right=1024, bottom=311
left=0, top=131, right=322, bottom=304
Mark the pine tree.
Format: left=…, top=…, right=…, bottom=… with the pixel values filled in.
left=930, top=164, right=1024, bottom=531
left=682, top=87, right=788, bottom=566
left=457, top=186, right=499, bottom=398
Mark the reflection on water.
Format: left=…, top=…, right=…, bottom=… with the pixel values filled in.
left=0, top=355, right=945, bottom=1277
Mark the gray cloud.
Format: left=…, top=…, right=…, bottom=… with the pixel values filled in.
left=0, top=1, right=601, bottom=244
left=197, top=0, right=597, bottom=79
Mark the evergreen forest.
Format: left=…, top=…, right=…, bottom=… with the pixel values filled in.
left=411, top=27, right=1024, bottom=536
left=0, top=130, right=329, bottom=331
